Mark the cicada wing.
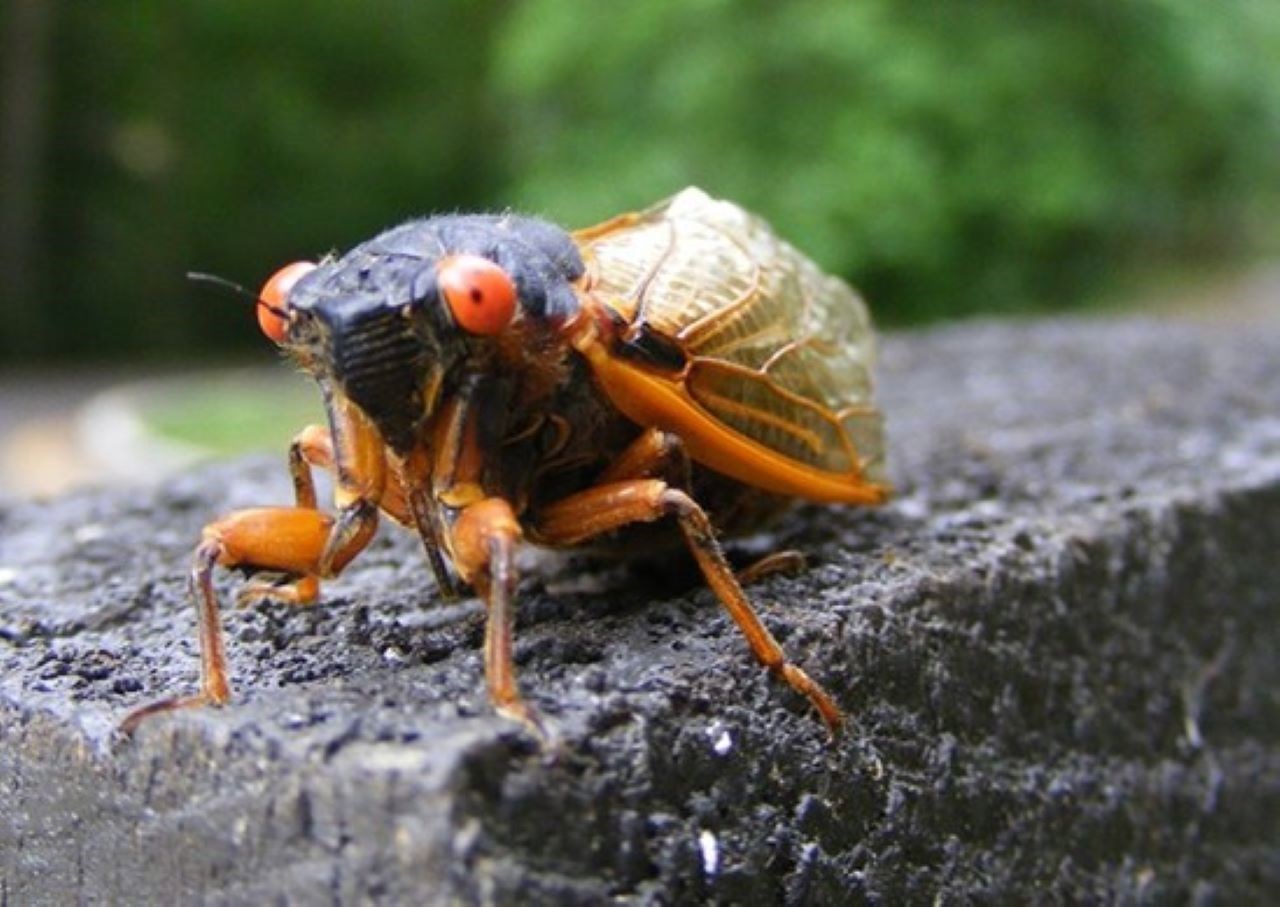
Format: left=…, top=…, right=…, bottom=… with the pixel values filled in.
left=575, top=187, right=886, bottom=486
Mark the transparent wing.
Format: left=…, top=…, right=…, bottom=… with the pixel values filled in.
left=575, top=187, right=885, bottom=483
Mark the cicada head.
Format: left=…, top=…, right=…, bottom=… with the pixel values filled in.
left=260, top=215, right=584, bottom=454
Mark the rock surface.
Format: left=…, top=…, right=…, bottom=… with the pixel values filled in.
left=2, top=314, right=1279, bottom=904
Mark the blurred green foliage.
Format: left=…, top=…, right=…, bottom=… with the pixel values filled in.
left=145, top=372, right=321, bottom=456
left=496, top=0, right=1280, bottom=321
left=2, top=0, right=1278, bottom=362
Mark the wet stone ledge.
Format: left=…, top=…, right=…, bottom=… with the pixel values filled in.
left=1, top=314, right=1279, bottom=904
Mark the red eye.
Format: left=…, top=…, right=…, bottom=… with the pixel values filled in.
left=257, top=261, right=315, bottom=344
left=437, top=255, right=517, bottom=335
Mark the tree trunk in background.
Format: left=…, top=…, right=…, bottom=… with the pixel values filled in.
left=0, top=0, right=55, bottom=359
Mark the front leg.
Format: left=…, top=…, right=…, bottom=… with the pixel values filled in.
left=450, top=497, right=547, bottom=740
left=120, top=505, right=334, bottom=734
left=235, top=423, right=340, bottom=607
left=121, top=396, right=389, bottom=734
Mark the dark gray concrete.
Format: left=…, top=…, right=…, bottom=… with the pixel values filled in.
left=1, top=314, right=1278, bottom=904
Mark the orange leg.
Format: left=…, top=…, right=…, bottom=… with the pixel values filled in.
left=451, top=497, right=547, bottom=739
left=597, top=426, right=692, bottom=487
left=737, top=550, right=807, bottom=586
left=236, top=424, right=382, bottom=608
left=534, top=479, right=844, bottom=735
left=294, top=422, right=459, bottom=599
left=289, top=423, right=329, bottom=510
left=119, top=506, right=334, bottom=734
left=231, top=424, right=332, bottom=607
left=289, top=423, right=417, bottom=526
left=122, top=403, right=389, bottom=735
left=591, top=428, right=802, bottom=587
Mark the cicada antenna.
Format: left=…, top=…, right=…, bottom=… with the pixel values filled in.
left=186, top=271, right=288, bottom=320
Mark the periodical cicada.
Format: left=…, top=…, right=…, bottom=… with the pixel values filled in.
left=123, top=188, right=890, bottom=739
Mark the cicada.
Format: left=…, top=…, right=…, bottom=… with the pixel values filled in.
left=123, top=188, right=889, bottom=738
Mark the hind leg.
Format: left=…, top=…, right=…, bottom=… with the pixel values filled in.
left=534, top=479, right=843, bottom=735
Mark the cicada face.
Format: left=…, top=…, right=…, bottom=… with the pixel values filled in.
left=263, top=216, right=585, bottom=453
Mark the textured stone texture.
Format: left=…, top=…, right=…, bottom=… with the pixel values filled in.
left=2, top=315, right=1278, bottom=904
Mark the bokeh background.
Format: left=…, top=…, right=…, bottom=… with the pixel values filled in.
left=2, top=0, right=1279, bottom=491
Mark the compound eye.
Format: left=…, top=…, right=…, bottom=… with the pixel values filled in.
left=437, top=254, right=517, bottom=335
left=257, top=261, right=316, bottom=344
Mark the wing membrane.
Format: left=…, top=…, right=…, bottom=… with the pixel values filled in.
left=576, top=188, right=885, bottom=483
